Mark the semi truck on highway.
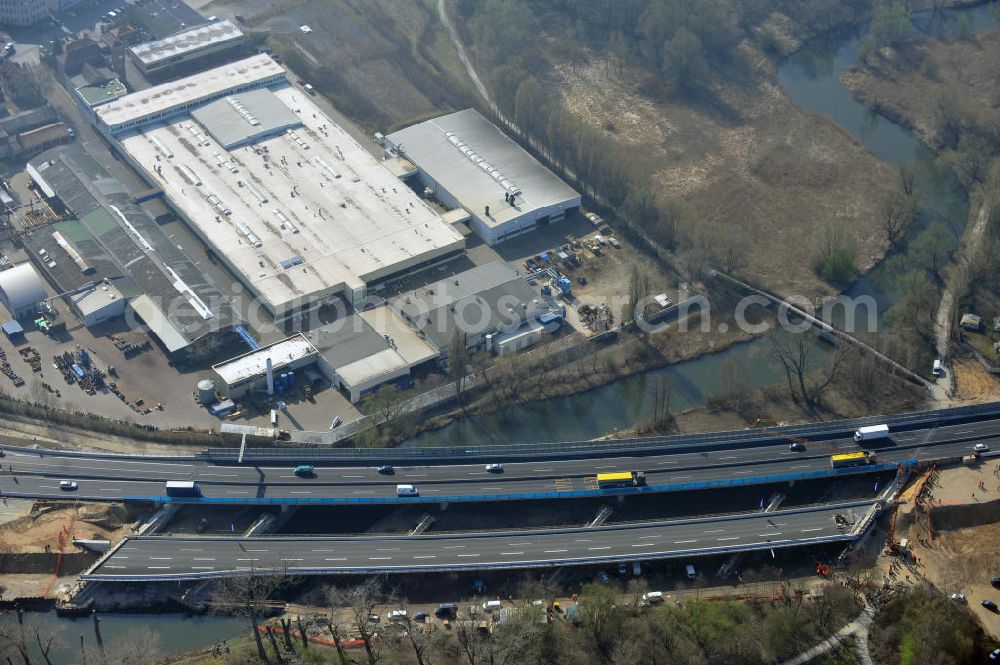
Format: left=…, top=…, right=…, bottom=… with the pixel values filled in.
left=165, top=481, right=202, bottom=497
left=853, top=424, right=889, bottom=443
left=830, top=451, right=876, bottom=469
left=596, top=471, right=646, bottom=488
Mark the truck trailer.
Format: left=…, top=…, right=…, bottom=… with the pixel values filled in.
left=853, top=424, right=889, bottom=443
left=831, top=451, right=877, bottom=469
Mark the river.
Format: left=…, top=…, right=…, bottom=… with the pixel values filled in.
left=403, top=3, right=998, bottom=448
left=7, top=5, right=997, bottom=663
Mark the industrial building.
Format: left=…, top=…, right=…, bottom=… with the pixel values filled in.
left=69, top=280, right=126, bottom=327
left=96, top=54, right=465, bottom=322
left=129, top=19, right=245, bottom=77
left=390, top=261, right=550, bottom=358
left=306, top=306, right=439, bottom=402
left=0, top=262, right=46, bottom=319
left=211, top=333, right=330, bottom=400
left=385, top=109, right=582, bottom=246
left=26, top=143, right=240, bottom=358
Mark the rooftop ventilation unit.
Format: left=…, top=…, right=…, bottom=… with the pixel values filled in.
left=445, top=132, right=520, bottom=197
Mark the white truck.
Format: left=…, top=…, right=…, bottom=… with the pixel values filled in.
left=853, top=424, right=889, bottom=444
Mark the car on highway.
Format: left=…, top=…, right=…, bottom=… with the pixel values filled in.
left=982, top=600, right=998, bottom=612
left=789, top=442, right=806, bottom=452
left=396, top=484, right=418, bottom=497
left=293, top=465, right=314, bottom=478
left=974, top=443, right=990, bottom=453
left=377, top=465, right=394, bottom=475
left=59, top=480, right=78, bottom=491
left=485, top=463, right=503, bottom=473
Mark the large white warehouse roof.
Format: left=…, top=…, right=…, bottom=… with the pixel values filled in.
left=95, top=54, right=285, bottom=133
left=0, top=263, right=46, bottom=317
left=130, top=19, right=244, bottom=68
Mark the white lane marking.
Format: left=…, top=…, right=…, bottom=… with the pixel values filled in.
left=789, top=464, right=809, bottom=469
left=423, top=489, right=441, bottom=493
left=377, top=548, right=400, bottom=552
left=533, top=468, right=553, bottom=472
left=312, top=549, right=336, bottom=553
left=98, top=488, right=119, bottom=492
left=457, top=554, right=480, bottom=558
left=759, top=533, right=782, bottom=537
left=115, top=556, right=129, bottom=560
left=801, top=528, right=822, bottom=532
left=588, top=546, right=611, bottom=551
left=500, top=552, right=524, bottom=556
left=672, top=475, right=692, bottom=480
left=191, top=566, right=215, bottom=570
left=404, top=474, right=427, bottom=478
left=655, top=460, right=678, bottom=465
left=778, top=452, right=793, bottom=456
left=245, top=549, right=269, bottom=552
left=717, top=537, right=740, bottom=541
left=147, top=566, right=170, bottom=570
left=704, top=529, right=725, bottom=534
left=413, top=555, right=436, bottom=559
left=639, top=535, right=660, bottom=539
left=289, top=491, right=313, bottom=495
left=480, top=486, right=504, bottom=490
left=718, top=456, right=739, bottom=460
left=594, top=465, right=617, bottom=469
left=193, top=558, right=216, bottom=561
left=281, top=558, right=304, bottom=562
left=368, top=557, right=391, bottom=561
left=674, top=539, right=697, bottom=544
left=544, top=549, right=568, bottom=553
left=631, top=543, right=656, bottom=547
left=442, top=545, right=465, bottom=549
left=237, top=558, right=259, bottom=562
left=352, top=491, right=374, bottom=495
left=508, top=542, right=533, bottom=546
left=180, top=548, right=203, bottom=552
left=225, top=491, right=249, bottom=495
left=38, top=485, right=57, bottom=489
left=324, top=557, right=347, bottom=561
left=104, top=565, right=126, bottom=569
left=575, top=539, right=591, bottom=543
left=199, top=472, right=238, bottom=477
left=468, top=472, right=488, bottom=475
left=149, top=557, right=172, bottom=560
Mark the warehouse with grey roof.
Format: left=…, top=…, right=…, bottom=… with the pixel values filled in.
left=26, top=143, right=240, bottom=359
left=385, top=109, right=582, bottom=246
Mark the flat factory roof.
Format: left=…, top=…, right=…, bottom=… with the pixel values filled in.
left=70, top=281, right=124, bottom=316
left=386, top=109, right=581, bottom=229
left=96, top=54, right=285, bottom=132
left=190, top=88, right=300, bottom=149
left=130, top=19, right=243, bottom=67
left=212, top=333, right=317, bottom=386
left=116, top=80, right=464, bottom=315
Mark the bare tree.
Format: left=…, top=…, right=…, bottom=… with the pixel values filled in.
left=879, top=189, right=917, bottom=249
left=327, top=579, right=388, bottom=665
left=212, top=568, right=293, bottom=663
left=769, top=332, right=852, bottom=407
left=898, top=162, right=916, bottom=197
left=448, top=330, right=471, bottom=405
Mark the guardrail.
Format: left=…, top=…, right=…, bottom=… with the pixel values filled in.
left=200, top=402, right=1000, bottom=464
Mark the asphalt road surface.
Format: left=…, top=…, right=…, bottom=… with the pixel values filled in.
left=0, top=419, right=993, bottom=504
left=83, top=501, right=873, bottom=580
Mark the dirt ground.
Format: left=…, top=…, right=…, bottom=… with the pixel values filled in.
left=0, top=502, right=135, bottom=553
left=951, top=356, right=1000, bottom=402
left=842, top=27, right=1000, bottom=146
left=884, top=463, right=1000, bottom=639
left=552, top=53, right=896, bottom=301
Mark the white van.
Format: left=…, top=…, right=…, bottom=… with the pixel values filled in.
left=932, top=359, right=943, bottom=376
left=642, top=591, right=664, bottom=603
left=685, top=564, right=696, bottom=579
left=482, top=600, right=502, bottom=612
left=396, top=484, right=418, bottom=497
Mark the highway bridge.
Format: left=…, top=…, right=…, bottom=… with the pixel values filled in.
left=81, top=500, right=878, bottom=581
left=0, top=409, right=994, bottom=504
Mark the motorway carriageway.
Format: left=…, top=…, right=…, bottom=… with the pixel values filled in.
left=0, top=419, right=994, bottom=504
left=82, top=500, right=874, bottom=581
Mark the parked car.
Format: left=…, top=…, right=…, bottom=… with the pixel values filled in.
left=949, top=593, right=966, bottom=603
left=377, top=465, right=394, bottom=475
left=485, top=463, right=503, bottom=473
left=597, top=571, right=610, bottom=584
left=387, top=609, right=408, bottom=622
left=974, top=443, right=990, bottom=453
left=992, top=577, right=1000, bottom=588
left=434, top=603, right=457, bottom=619
left=59, top=480, right=78, bottom=491
left=618, top=563, right=627, bottom=576
left=412, top=611, right=429, bottom=623
left=989, top=647, right=1000, bottom=661
left=293, top=465, right=314, bottom=478
left=982, top=600, right=998, bottom=612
